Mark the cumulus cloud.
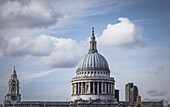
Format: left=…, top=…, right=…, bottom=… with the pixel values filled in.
left=0, top=0, right=125, bottom=29
left=147, top=89, right=167, bottom=96
left=2, top=17, right=147, bottom=68
left=40, top=39, right=85, bottom=68
left=98, top=17, right=146, bottom=49
left=0, top=0, right=62, bottom=28
left=0, top=16, right=147, bottom=69
left=3, top=35, right=86, bottom=68
left=4, top=35, right=56, bottom=57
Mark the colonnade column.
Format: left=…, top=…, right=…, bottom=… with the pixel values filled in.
left=89, top=82, right=91, bottom=94
left=72, top=83, right=74, bottom=95
left=78, top=83, right=80, bottom=94
left=108, top=83, right=110, bottom=94
left=111, top=83, right=113, bottom=94
left=85, top=82, right=87, bottom=94
left=97, top=82, right=99, bottom=94
left=105, top=82, right=107, bottom=94
left=81, top=82, right=83, bottom=94
left=112, top=83, right=115, bottom=95
left=93, top=82, right=95, bottom=94
left=72, top=82, right=114, bottom=95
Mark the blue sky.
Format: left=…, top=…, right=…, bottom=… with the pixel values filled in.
left=0, top=0, right=170, bottom=105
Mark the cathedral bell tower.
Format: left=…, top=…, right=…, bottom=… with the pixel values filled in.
left=4, top=66, right=21, bottom=105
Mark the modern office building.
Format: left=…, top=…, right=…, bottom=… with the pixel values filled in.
left=125, top=83, right=138, bottom=102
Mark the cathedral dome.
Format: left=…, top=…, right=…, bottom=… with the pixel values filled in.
left=72, top=28, right=114, bottom=101
left=78, top=52, right=109, bottom=71
left=77, top=27, right=109, bottom=71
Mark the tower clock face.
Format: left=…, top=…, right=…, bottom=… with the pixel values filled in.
left=11, top=95, right=16, bottom=101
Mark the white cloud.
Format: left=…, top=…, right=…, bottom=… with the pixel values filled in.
left=0, top=0, right=62, bottom=28
left=4, top=35, right=55, bottom=57
left=40, top=39, right=85, bottom=68
left=3, top=34, right=86, bottom=68
left=2, top=17, right=147, bottom=68
left=98, top=17, right=146, bottom=49
left=0, top=0, right=132, bottom=29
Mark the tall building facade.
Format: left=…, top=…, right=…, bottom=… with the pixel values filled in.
left=125, top=83, right=138, bottom=102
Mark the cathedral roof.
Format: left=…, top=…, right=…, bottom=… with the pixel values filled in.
left=78, top=52, right=109, bottom=71
left=77, top=27, right=110, bottom=71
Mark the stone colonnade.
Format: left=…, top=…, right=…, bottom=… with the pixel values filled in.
left=72, top=82, right=114, bottom=95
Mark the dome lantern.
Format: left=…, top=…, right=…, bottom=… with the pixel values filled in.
left=89, top=27, right=98, bottom=53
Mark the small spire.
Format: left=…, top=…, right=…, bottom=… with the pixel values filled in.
left=89, top=27, right=98, bottom=53
left=13, top=66, right=16, bottom=74
left=92, top=27, right=94, bottom=37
